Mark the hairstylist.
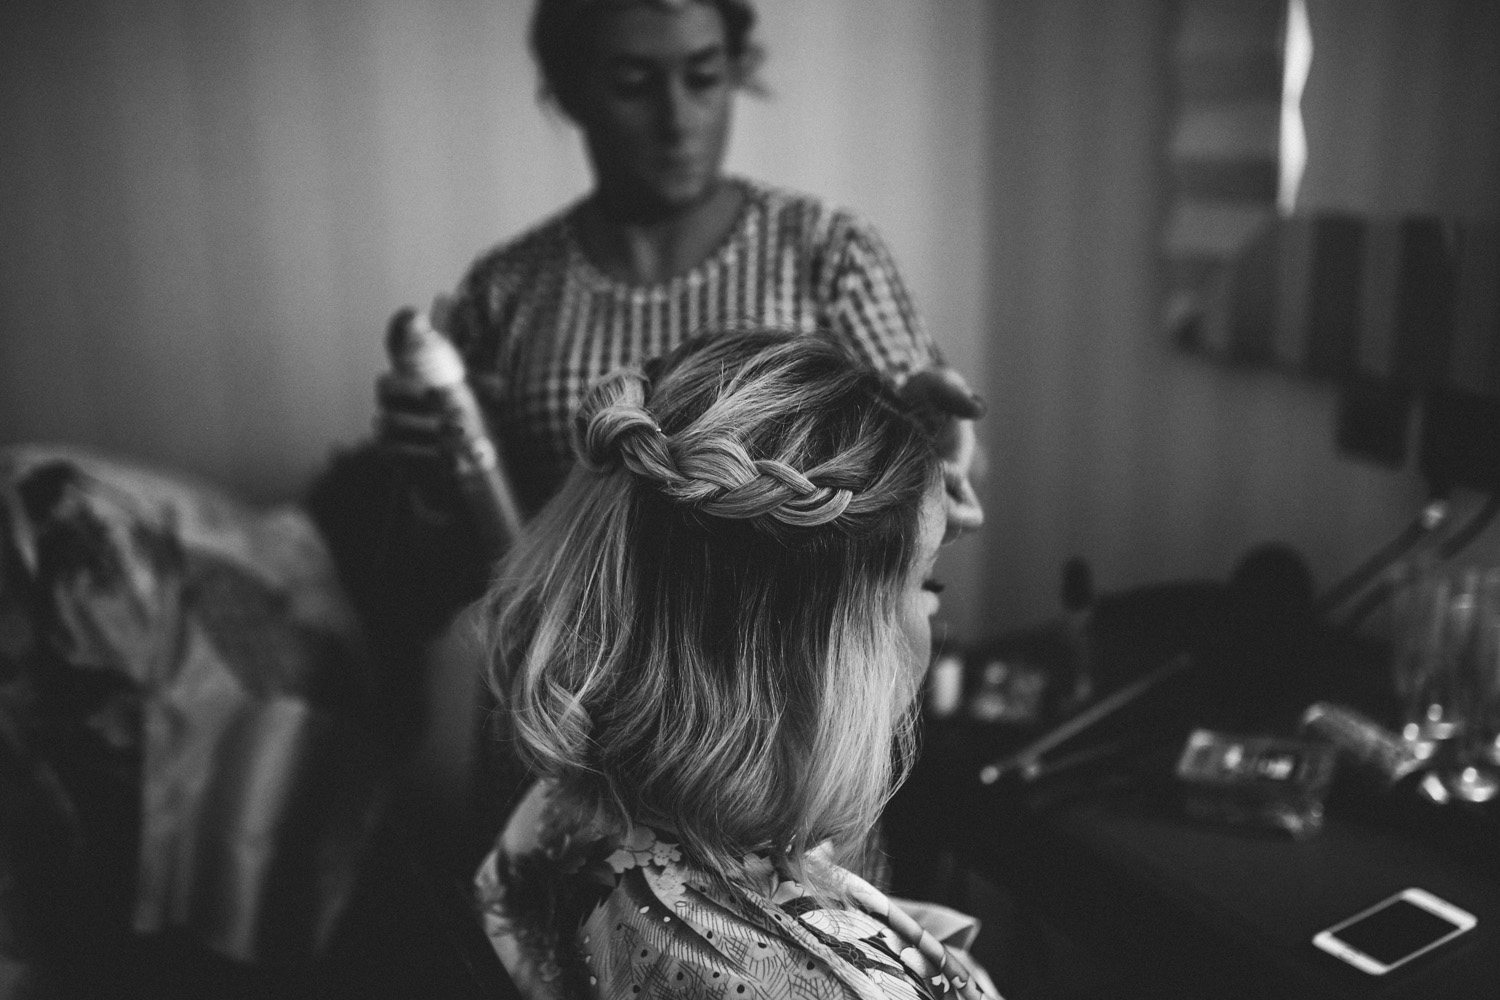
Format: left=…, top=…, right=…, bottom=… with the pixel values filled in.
left=360, top=0, right=987, bottom=867
left=378, top=0, right=983, bottom=619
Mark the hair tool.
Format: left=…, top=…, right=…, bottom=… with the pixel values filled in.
left=1334, top=494, right=1500, bottom=631
left=975, top=545, right=1318, bottom=793
left=977, top=652, right=1193, bottom=788
left=1326, top=385, right=1500, bottom=629
left=975, top=553, right=1203, bottom=792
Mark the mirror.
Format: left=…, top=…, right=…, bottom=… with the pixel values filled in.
left=1162, top=0, right=1500, bottom=400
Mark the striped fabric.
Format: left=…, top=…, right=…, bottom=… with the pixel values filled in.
left=448, top=178, right=938, bottom=515
left=1182, top=213, right=1500, bottom=397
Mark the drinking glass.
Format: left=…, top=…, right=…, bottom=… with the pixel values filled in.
left=1450, top=568, right=1500, bottom=802
left=1389, top=563, right=1462, bottom=745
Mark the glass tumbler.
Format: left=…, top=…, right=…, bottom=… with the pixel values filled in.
left=1389, top=563, right=1463, bottom=745
left=1450, top=568, right=1500, bottom=802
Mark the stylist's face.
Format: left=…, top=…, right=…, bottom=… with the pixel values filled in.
left=572, top=2, right=735, bottom=215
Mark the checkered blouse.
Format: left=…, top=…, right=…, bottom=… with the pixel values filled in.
left=447, top=179, right=940, bottom=515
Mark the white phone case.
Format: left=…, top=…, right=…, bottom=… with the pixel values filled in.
left=1312, top=887, right=1477, bottom=975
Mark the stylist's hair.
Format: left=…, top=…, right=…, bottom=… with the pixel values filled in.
left=530, top=0, right=764, bottom=117
left=479, top=330, right=940, bottom=894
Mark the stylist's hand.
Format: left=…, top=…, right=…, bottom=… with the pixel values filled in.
left=374, top=296, right=458, bottom=460
left=899, top=366, right=985, bottom=542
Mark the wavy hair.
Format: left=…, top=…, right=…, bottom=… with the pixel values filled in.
left=477, top=330, right=940, bottom=895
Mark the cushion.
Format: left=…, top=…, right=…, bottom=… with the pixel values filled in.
left=0, top=445, right=384, bottom=980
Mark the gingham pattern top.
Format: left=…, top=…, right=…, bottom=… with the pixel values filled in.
left=448, top=178, right=940, bottom=515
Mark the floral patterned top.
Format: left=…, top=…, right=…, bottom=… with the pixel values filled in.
left=475, top=782, right=998, bottom=1000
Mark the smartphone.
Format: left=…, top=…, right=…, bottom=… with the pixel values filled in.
left=1312, top=888, right=1477, bottom=975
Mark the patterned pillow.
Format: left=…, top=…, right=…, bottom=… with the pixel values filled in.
left=0, top=445, right=383, bottom=980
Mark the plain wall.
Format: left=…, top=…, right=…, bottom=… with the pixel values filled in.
left=2, top=0, right=1491, bottom=642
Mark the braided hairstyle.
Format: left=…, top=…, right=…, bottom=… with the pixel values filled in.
left=480, top=330, right=941, bottom=896
left=573, top=332, right=928, bottom=534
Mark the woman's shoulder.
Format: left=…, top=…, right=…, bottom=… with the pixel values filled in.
left=476, top=784, right=875, bottom=999
left=735, top=178, right=890, bottom=259
left=477, top=782, right=692, bottom=920
left=460, top=201, right=582, bottom=295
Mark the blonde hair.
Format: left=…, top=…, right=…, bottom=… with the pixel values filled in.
left=478, top=330, right=940, bottom=894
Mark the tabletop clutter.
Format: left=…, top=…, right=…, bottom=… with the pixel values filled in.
left=926, top=557, right=1500, bottom=842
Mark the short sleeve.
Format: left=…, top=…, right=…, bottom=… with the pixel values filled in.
left=444, top=211, right=566, bottom=380
left=443, top=266, right=486, bottom=359
left=822, top=214, right=942, bottom=384
left=446, top=248, right=516, bottom=376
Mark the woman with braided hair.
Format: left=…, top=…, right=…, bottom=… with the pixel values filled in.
left=365, top=0, right=983, bottom=643
left=472, top=331, right=998, bottom=1000
left=331, top=0, right=986, bottom=880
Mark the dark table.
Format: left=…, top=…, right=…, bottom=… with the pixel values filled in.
left=984, top=773, right=1500, bottom=998
left=886, top=625, right=1500, bottom=999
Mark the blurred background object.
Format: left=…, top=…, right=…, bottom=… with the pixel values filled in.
left=0, top=446, right=385, bottom=994
left=6, top=0, right=1498, bottom=646
left=2, top=1, right=1500, bottom=995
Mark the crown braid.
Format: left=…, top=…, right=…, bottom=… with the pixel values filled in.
left=574, top=368, right=857, bottom=528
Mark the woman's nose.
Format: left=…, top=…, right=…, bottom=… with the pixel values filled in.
left=659, top=77, right=694, bottom=138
